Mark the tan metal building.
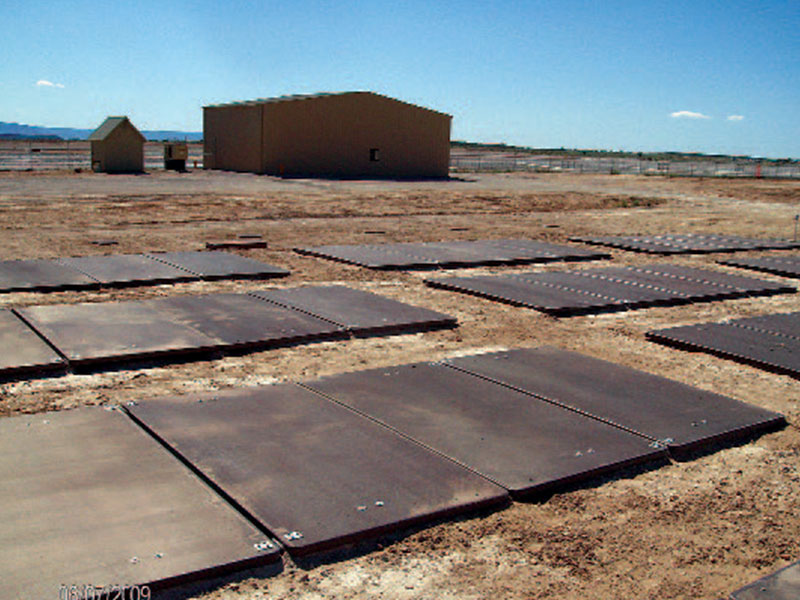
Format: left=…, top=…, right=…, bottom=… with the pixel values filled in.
left=88, top=116, right=145, bottom=173
left=203, top=92, right=451, bottom=178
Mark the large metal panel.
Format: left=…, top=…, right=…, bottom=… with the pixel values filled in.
left=17, top=299, right=222, bottom=368
left=305, top=362, right=666, bottom=498
left=729, top=312, right=800, bottom=340
left=569, top=235, right=685, bottom=254
left=426, top=274, right=614, bottom=315
left=516, top=271, right=684, bottom=307
left=147, top=251, right=289, bottom=280
left=0, top=258, right=98, bottom=292
left=0, top=309, right=65, bottom=379
left=428, top=263, right=793, bottom=317
left=295, top=244, right=438, bottom=269
left=58, top=254, right=198, bottom=286
left=445, top=347, right=785, bottom=457
left=647, top=322, right=800, bottom=378
left=388, top=241, right=499, bottom=267
left=730, top=559, right=800, bottom=600
left=127, top=384, right=508, bottom=556
left=152, top=293, right=346, bottom=350
left=251, top=285, right=457, bottom=336
left=720, top=255, right=800, bottom=279
left=571, top=234, right=799, bottom=254
left=0, top=408, right=279, bottom=600
left=605, top=266, right=745, bottom=300
left=485, top=239, right=609, bottom=261
left=295, top=239, right=607, bottom=270
left=633, top=264, right=794, bottom=295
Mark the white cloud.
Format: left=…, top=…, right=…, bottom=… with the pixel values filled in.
left=727, top=115, right=745, bottom=121
left=670, top=110, right=710, bottom=119
left=36, top=79, right=65, bottom=89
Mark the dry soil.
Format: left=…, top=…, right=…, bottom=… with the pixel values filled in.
left=1, top=170, right=798, bottom=600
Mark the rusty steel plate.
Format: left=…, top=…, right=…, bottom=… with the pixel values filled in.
left=251, top=285, right=457, bottom=336
left=386, top=241, right=501, bottom=267
left=295, top=244, right=438, bottom=269
left=636, top=264, right=794, bottom=295
left=516, top=271, right=685, bottom=307
left=0, top=258, right=98, bottom=293
left=419, top=240, right=534, bottom=264
left=17, top=300, right=221, bottom=368
left=152, top=293, right=345, bottom=350
left=0, top=408, right=279, bottom=600
left=730, top=559, right=800, bottom=600
left=58, top=254, right=198, bottom=287
left=403, top=240, right=607, bottom=266
left=305, top=362, right=666, bottom=498
left=445, top=347, right=785, bottom=458
left=427, top=268, right=683, bottom=316
left=720, top=255, right=800, bottom=279
left=0, top=309, right=65, bottom=379
left=647, top=322, right=800, bottom=378
left=602, top=266, right=746, bottom=301
left=570, top=234, right=799, bottom=254
left=427, top=265, right=793, bottom=317
left=484, top=239, right=609, bottom=262
left=127, top=384, right=508, bottom=556
left=148, top=251, right=288, bottom=280
left=426, top=274, right=615, bottom=315
left=296, top=239, right=607, bottom=270
left=569, top=235, right=693, bottom=254
left=728, top=312, right=800, bottom=340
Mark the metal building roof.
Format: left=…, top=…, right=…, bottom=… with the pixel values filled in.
left=88, top=116, right=146, bottom=142
left=203, top=91, right=451, bottom=118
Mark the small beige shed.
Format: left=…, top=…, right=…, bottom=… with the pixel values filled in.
left=89, top=116, right=145, bottom=173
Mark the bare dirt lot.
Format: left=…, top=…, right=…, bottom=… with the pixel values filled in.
left=1, top=170, right=798, bottom=600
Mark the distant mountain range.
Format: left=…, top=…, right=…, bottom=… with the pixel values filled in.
left=0, top=121, right=202, bottom=141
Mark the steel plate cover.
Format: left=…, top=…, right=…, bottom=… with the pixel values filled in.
left=445, top=347, right=785, bottom=457
left=0, top=408, right=279, bottom=599
left=252, top=285, right=457, bottom=335
left=148, top=251, right=288, bottom=280
left=306, top=362, right=666, bottom=497
left=0, top=309, right=64, bottom=378
left=17, top=300, right=221, bottom=367
left=127, top=384, right=508, bottom=556
left=58, top=254, right=198, bottom=286
left=0, top=258, right=97, bottom=292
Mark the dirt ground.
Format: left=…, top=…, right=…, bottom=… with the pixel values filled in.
left=1, top=170, right=798, bottom=600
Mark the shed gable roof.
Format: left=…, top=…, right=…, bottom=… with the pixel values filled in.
left=204, top=91, right=451, bottom=119
left=88, top=117, right=146, bottom=142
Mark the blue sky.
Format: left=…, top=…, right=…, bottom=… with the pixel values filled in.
left=2, top=1, right=798, bottom=157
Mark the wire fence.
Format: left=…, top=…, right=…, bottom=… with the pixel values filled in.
left=1, top=140, right=798, bottom=179
left=0, top=141, right=204, bottom=171
left=449, top=153, right=800, bottom=179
